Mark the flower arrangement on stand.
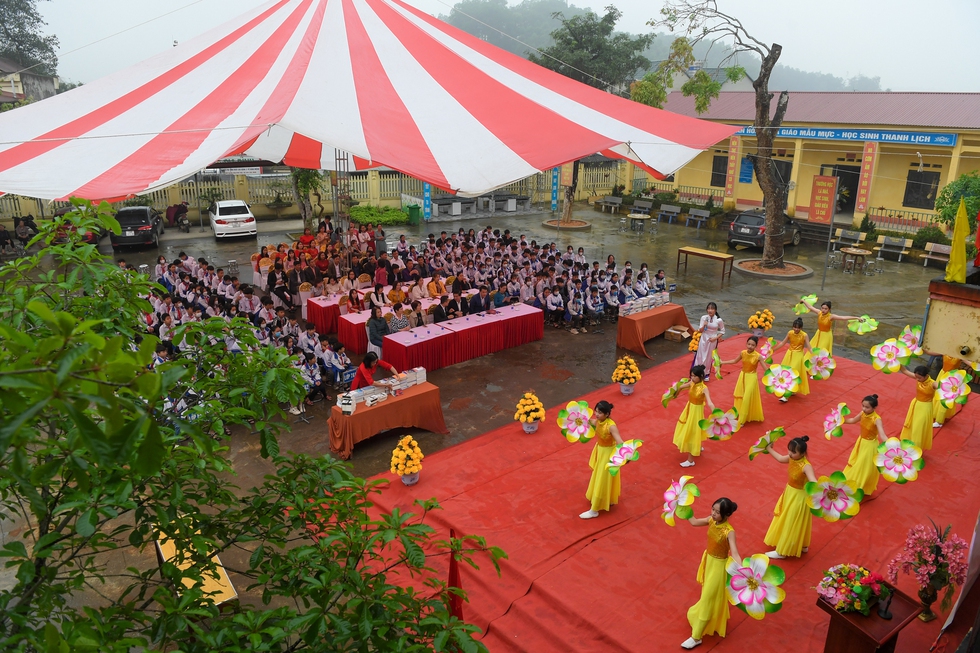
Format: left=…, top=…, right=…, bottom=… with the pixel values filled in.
left=748, top=309, right=775, bottom=336
left=514, top=391, right=545, bottom=433
left=390, top=436, right=424, bottom=485
left=815, top=564, right=892, bottom=616
left=612, top=355, right=641, bottom=395
left=688, top=331, right=701, bottom=352
left=888, top=521, right=969, bottom=622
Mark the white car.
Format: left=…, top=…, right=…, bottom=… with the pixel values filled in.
left=208, top=200, right=257, bottom=239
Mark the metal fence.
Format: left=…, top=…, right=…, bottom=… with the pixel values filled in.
left=866, top=206, right=942, bottom=234
left=676, top=185, right=724, bottom=206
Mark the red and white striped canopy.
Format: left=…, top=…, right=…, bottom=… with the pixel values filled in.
left=0, top=0, right=737, bottom=201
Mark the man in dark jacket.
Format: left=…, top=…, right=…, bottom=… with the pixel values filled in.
left=432, top=295, right=450, bottom=324
left=447, top=291, right=468, bottom=319
left=467, top=286, right=494, bottom=314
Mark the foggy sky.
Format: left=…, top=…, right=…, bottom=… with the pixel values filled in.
left=40, top=0, right=980, bottom=92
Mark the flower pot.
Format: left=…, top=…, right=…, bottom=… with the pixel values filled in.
left=918, top=584, right=939, bottom=622
left=522, top=421, right=539, bottom=434
left=401, top=472, right=420, bottom=486
left=619, top=382, right=635, bottom=396
left=752, top=328, right=766, bottom=338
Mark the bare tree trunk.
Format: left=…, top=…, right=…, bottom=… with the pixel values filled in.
left=748, top=44, right=789, bottom=268
left=560, top=161, right=580, bottom=224
left=291, top=175, right=314, bottom=229
left=561, top=186, right=574, bottom=223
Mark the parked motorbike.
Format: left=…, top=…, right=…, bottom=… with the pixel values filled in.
left=176, top=212, right=190, bottom=233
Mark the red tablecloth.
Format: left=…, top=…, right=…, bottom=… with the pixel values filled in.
left=338, top=293, right=476, bottom=355
left=338, top=310, right=373, bottom=354
left=306, top=295, right=343, bottom=334
left=438, top=304, right=543, bottom=365
left=383, top=325, right=451, bottom=371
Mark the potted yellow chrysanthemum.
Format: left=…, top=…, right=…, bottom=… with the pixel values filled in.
left=514, top=391, right=545, bottom=433
left=390, top=435, right=424, bottom=485
left=611, top=355, right=642, bottom=395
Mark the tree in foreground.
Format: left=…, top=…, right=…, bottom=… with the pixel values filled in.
left=635, top=0, right=791, bottom=268
left=0, top=201, right=504, bottom=652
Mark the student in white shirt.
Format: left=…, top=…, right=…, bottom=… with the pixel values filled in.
left=545, top=286, right=565, bottom=328
left=604, top=285, right=620, bottom=322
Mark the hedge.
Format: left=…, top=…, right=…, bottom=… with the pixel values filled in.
left=349, top=205, right=409, bottom=226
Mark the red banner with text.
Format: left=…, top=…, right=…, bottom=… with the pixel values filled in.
left=854, top=141, right=877, bottom=213
left=809, top=175, right=838, bottom=224
left=725, top=136, right=740, bottom=197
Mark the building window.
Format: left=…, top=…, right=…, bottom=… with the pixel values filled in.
left=710, top=155, right=728, bottom=187
left=902, top=170, right=941, bottom=210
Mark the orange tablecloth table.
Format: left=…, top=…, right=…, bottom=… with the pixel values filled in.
left=615, top=304, right=693, bottom=358
left=328, top=382, right=448, bottom=460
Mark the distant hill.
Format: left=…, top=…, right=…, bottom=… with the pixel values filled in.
left=441, top=0, right=882, bottom=92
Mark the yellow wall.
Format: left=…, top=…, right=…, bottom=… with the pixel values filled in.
left=636, top=123, right=980, bottom=223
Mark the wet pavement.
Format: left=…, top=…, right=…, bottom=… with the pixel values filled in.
left=100, top=204, right=933, bottom=479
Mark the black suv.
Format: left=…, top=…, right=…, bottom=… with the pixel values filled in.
left=110, top=207, right=164, bottom=250
left=727, top=210, right=801, bottom=249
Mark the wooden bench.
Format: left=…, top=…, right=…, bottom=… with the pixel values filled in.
left=658, top=204, right=681, bottom=224
left=685, top=208, right=711, bottom=230
left=832, top=229, right=866, bottom=251
left=873, top=235, right=912, bottom=261
left=676, top=246, right=734, bottom=288
left=155, top=536, right=238, bottom=608
left=596, top=196, right=622, bottom=213
left=922, top=242, right=952, bottom=267
left=632, top=199, right=653, bottom=215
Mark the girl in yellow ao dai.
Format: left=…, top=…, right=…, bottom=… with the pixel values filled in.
left=898, top=364, right=938, bottom=451
left=673, top=365, right=715, bottom=468
left=762, top=436, right=818, bottom=559
left=842, top=394, right=887, bottom=495
left=929, top=353, right=966, bottom=426
left=774, top=317, right=813, bottom=402
left=719, top=335, right=765, bottom=425
left=579, top=400, right=623, bottom=520
left=802, top=299, right=861, bottom=355
left=682, top=497, right=741, bottom=650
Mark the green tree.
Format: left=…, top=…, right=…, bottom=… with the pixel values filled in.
left=291, top=168, right=324, bottom=229
left=0, top=0, right=59, bottom=76
left=527, top=5, right=653, bottom=95
left=641, top=0, right=791, bottom=269
left=0, top=201, right=504, bottom=651
left=935, top=171, right=980, bottom=235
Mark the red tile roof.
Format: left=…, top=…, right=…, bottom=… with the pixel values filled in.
left=662, top=91, right=980, bottom=130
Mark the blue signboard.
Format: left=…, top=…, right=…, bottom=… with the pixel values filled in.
left=738, top=158, right=754, bottom=184
left=733, top=126, right=957, bottom=147
left=422, top=182, right=431, bottom=221
left=551, top=167, right=559, bottom=211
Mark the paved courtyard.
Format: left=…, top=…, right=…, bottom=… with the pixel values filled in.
left=97, top=203, right=936, bottom=480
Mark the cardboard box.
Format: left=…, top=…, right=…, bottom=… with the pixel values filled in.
left=664, top=325, right=692, bottom=342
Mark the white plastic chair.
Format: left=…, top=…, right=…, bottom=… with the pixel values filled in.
left=299, top=289, right=312, bottom=320
left=365, top=323, right=383, bottom=359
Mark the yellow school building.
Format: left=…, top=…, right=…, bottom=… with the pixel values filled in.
left=657, top=91, right=980, bottom=229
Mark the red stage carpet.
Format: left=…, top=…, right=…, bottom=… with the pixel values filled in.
left=372, top=338, right=979, bottom=652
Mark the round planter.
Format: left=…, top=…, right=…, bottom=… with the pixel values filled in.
left=751, top=328, right=767, bottom=338
left=401, top=472, right=420, bottom=486
left=619, top=383, right=635, bottom=396
left=522, top=421, right=540, bottom=434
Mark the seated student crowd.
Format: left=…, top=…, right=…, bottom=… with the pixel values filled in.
left=142, top=250, right=358, bottom=415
